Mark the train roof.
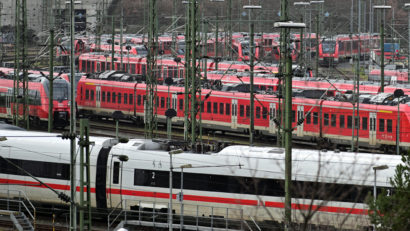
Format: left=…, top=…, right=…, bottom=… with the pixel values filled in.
left=0, top=129, right=403, bottom=187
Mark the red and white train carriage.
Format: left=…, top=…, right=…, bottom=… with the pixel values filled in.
left=0, top=129, right=403, bottom=229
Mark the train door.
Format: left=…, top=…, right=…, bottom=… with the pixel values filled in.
left=369, top=112, right=377, bottom=146
left=108, top=155, right=122, bottom=208
left=231, top=99, right=238, bottom=129
left=297, top=106, right=304, bottom=137
left=6, top=89, right=12, bottom=117
left=172, top=93, right=177, bottom=121
left=96, top=86, right=101, bottom=108
left=269, top=103, right=276, bottom=134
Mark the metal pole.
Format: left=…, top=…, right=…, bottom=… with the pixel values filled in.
left=381, top=18, right=385, bottom=92
left=180, top=167, right=184, bottom=231
left=249, top=23, right=254, bottom=145
left=350, top=0, right=353, bottom=34
left=120, top=6, right=123, bottom=71
left=373, top=169, right=377, bottom=231
left=172, top=0, right=177, bottom=51
left=169, top=154, right=173, bottom=231
left=190, top=0, right=198, bottom=149
left=228, top=0, right=232, bottom=60
left=280, top=0, right=292, bottom=229
left=167, top=85, right=171, bottom=139
left=111, top=16, right=115, bottom=70
left=315, top=9, right=319, bottom=77
left=69, top=0, right=77, bottom=230
left=215, top=10, right=219, bottom=70
left=397, top=101, right=400, bottom=155
left=14, top=0, right=20, bottom=126
left=284, top=26, right=293, bottom=230
left=408, top=10, right=410, bottom=83
left=48, top=28, right=54, bottom=132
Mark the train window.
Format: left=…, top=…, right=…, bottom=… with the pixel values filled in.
left=207, top=102, right=211, bottom=113
left=113, top=162, right=120, bottom=184
left=219, top=103, right=224, bottom=115
left=101, top=62, right=106, bottom=71
left=87, top=61, right=91, bottom=72
left=240, top=105, right=244, bottom=117
left=81, top=61, right=86, bottom=71
left=347, top=116, right=352, bottom=128
left=256, top=106, right=261, bottom=119
left=85, top=89, right=89, bottom=100
left=173, top=68, right=178, bottom=78
left=112, top=93, right=116, bottom=103
left=331, top=114, right=336, bottom=127
left=91, top=61, right=95, bottom=73
left=91, top=90, right=94, bottom=100
left=387, top=119, right=392, bottom=133
left=122, top=64, right=126, bottom=72
left=292, top=110, right=296, bottom=123
left=213, top=102, right=218, bottom=114
left=124, top=93, right=128, bottom=104
left=226, top=103, right=231, bottom=116
left=262, top=107, right=267, bottom=119
left=324, top=113, right=329, bottom=126
left=362, top=117, right=368, bottom=130
left=180, top=69, right=184, bottom=78
left=118, top=93, right=121, bottom=104
left=107, top=92, right=111, bottom=103
left=168, top=67, right=174, bottom=78
left=161, top=97, right=165, bottom=108
left=340, top=115, right=345, bottom=128
left=179, top=99, right=183, bottom=110
left=313, top=112, right=318, bottom=124
left=137, top=95, right=141, bottom=105
left=102, top=92, right=106, bottom=102
left=131, top=64, right=136, bottom=74
left=129, top=94, right=133, bottom=105
left=379, top=119, right=385, bottom=132
left=163, top=67, right=168, bottom=78
left=246, top=106, right=250, bottom=118
left=201, top=102, right=204, bottom=112
left=156, top=96, right=159, bottom=107
left=306, top=112, right=311, bottom=124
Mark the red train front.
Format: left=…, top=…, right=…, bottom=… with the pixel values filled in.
left=0, top=69, right=70, bottom=128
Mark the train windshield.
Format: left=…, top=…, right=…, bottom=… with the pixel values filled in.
left=322, top=40, right=336, bottom=54
left=241, top=41, right=250, bottom=56
left=53, top=81, right=71, bottom=101
left=177, top=41, right=185, bottom=55
left=44, top=80, right=71, bottom=101
left=136, top=46, right=148, bottom=55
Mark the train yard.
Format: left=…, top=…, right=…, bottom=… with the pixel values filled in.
left=1, top=0, right=410, bottom=230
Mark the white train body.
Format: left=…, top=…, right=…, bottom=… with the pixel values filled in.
left=0, top=129, right=402, bottom=229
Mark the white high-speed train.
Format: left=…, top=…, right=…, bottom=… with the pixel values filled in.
left=0, top=129, right=402, bottom=229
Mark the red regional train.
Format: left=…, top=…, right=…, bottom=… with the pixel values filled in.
left=78, top=53, right=279, bottom=77
left=205, top=71, right=410, bottom=95
left=77, top=71, right=410, bottom=152
left=318, top=34, right=380, bottom=66
left=369, top=67, right=409, bottom=84
left=0, top=68, right=71, bottom=128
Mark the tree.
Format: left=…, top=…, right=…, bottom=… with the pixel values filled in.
left=367, top=153, right=410, bottom=230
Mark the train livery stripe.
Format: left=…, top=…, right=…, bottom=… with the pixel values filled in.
left=0, top=178, right=368, bottom=216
